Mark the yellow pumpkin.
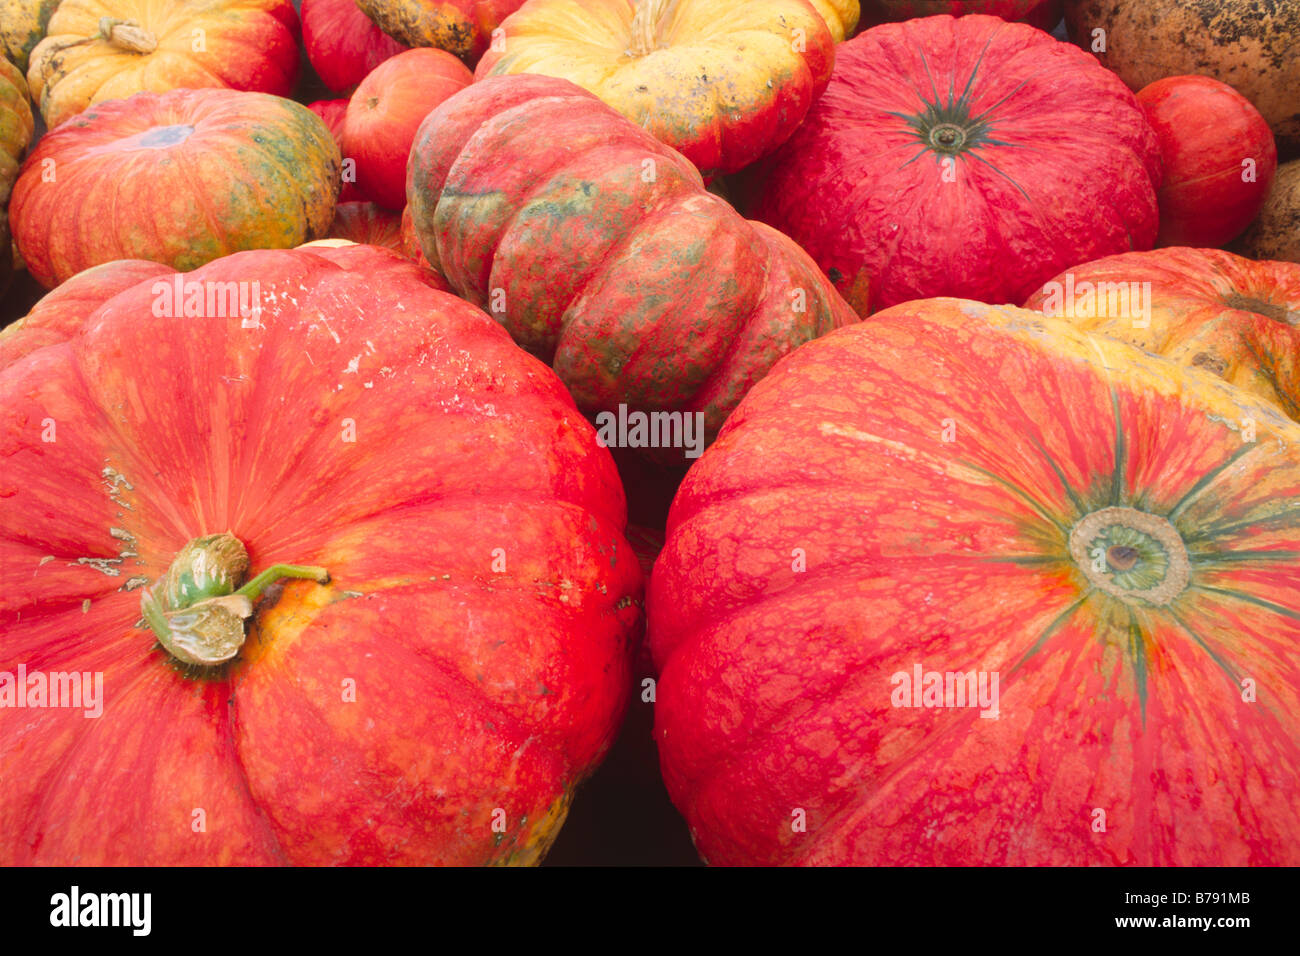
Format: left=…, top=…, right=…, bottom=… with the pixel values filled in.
left=0, top=56, right=34, bottom=294
left=0, top=0, right=60, bottom=71
left=475, top=0, right=860, bottom=176
left=26, top=0, right=301, bottom=129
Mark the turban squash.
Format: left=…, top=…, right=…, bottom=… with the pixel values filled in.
left=737, top=14, right=1161, bottom=315
left=650, top=297, right=1300, bottom=865
left=1023, top=248, right=1300, bottom=421
left=406, top=74, right=859, bottom=460
left=475, top=0, right=859, bottom=176
left=10, top=88, right=339, bottom=289
left=0, top=245, right=642, bottom=864
left=0, top=57, right=34, bottom=296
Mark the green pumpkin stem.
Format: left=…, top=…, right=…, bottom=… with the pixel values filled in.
left=234, top=564, right=331, bottom=603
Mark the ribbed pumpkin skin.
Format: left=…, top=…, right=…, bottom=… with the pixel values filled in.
left=0, top=0, right=60, bottom=72
left=323, top=209, right=453, bottom=290
left=342, top=48, right=473, bottom=210
left=1024, top=248, right=1300, bottom=420
left=475, top=0, right=854, bottom=177
left=0, top=246, right=641, bottom=865
left=11, top=89, right=340, bottom=288
left=0, top=57, right=34, bottom=294
left=356, top=0, right=527, bottom=61
left=26, top=0, right=301, bottom=130
left=407, top=75, right=859, bottom=453
left=302, top=0, right=407, bottom=94
left=650, top=298, right=1300, bottom=866
left=740, top=15, right=1161, bottom=315
left=1064, top=0, right=1300, bottom=158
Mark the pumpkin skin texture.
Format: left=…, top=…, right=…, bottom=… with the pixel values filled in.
left=474, top=0, right=854, bottom=177
left=302, top=0, right=408, bottom=94
left=0, top=246, right=642, bottom=865
left=0, top=56, right=34, bottom=297
left=860, top=0, right=1060, bottom=30
left=327, top=202, right=405, bottom=253
left=1231, top=159, right=1300, bottom=265
left=1064, top=0, right=1300, bottom=159
left=10, top=88, right=340, bottom=289
left=26, top=0, right=301, bottom=131
left=407, top=75, right=860, bottom=459
left=342, top=48, right=473, bottom=210
left=739, top=15, right=1161, bottom=316
left=306, top=98, right=365, bottom=203
left=0, top=0, right=60, bottom=72
left=355, top=0, right=527, bottom=62
left=1136, top=76, right=1277, bottom=248
left=1024, top=248, right=1300, bottom=420
left=650, top=297, right=1300, bottom=866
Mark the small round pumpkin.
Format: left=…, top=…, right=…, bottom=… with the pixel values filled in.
left=342, top=47, right=473, bottom=210
left=651, top=296, right=1300, bottom=865
left=738, top=14, right=1161, bottom=314
left=302, top=0, right=407, bottom=94
left=407, top=74, right=859, bottom=458
left=1024, top=248, right=1300, bottom=420
left=355, top=0, right=527, bottom=62
left=1231, top=159, right=1300, bottom=265
left=0, top=245, right=642, bottom=865
left=1136, top=75, right=1277, bottom=248
left=475, top=0, right=857, bottom=177
left=1064, top=0, right=1300, bottom=158
left=11, top=88, right=339, bottom=288
left=27, top=0, right=301, bottom=130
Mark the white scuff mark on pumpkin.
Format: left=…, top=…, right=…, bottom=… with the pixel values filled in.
left=344, top=354, right=361, bottom=374
left=364, top=381, right=373, bottom=389
left=303, top=351, right=315, bottom=366
left=81, top=599, right=91, bottom=614
left=121, top=576, right=149, bottom=591
left=365, top=340, right=376, bottom=354
left=75, top=556, right=122, bottom=576
left=38, top=555, right=54, bottom=567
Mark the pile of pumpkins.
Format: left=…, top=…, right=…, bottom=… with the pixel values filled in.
left=0, top=0, right=1297, bottom=867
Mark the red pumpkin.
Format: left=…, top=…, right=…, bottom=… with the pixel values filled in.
left=401, top=203, right=432, bottom=270
left=0, top=245, right=642, bottom=864
left=343, top=48, right=473, bottom=210
left=11, top=89, right=340, bottom=288
left=306, top=99, right=364, bottom=203
left=737, top=14, right=1161, bottom=315
left=407, top=75, right=859, bottom=459
left=650, top=296, right=1300, bottom=865
left=1023, top=247, right=1300, bottom=419
left=326, top=202, right=404, bottom=253
left=26, top=0, right=301, bottom=130
left=1136, top=76, right=1277, bottom=248
left=859, top=0, right=1061, bottom=30
left=302, top=0, right=407, bottom=94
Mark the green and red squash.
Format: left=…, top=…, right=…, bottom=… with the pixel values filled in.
left=650, top=296, right=1300, bottom=865
left=0, top=245, right=641, bottom=864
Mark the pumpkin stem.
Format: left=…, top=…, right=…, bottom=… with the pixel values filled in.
left=628, top=0, right=679, bottom=57
left=1223, top=291, right=1296, bottom=326
left=97, top=17, right=158, bottom=55
left=142, top=533, right=329, bottom=667
left=1067, top=507, right=1189, bottom=606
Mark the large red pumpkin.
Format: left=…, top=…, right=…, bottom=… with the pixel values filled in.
left=0, top=245, right=642, bottom=865
left=11, top=88, right=339, bottom=288
left=407, top=74, right=859, bottom=458
left=26, top=0, right=301, bottom=130
left=343, top=48, right=473, bottom=210
left=1023, top=247, right=1300, bottom=420
left=737, top=14, right=1161, bottom=315
left=302, top=0, right=407, bottom=94
left=650, top=297, right=1300, bottom=865
left=1135, top=75, right=1277, bottom=248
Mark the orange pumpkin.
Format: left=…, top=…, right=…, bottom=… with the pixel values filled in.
left=26, top=0, right=301, bottom=129
left=0, top=57, right=34, bottom=295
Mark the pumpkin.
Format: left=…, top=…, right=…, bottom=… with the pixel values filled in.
left=650, top=296, right=1300, bottom=866
left=0, top=259, right=171, bottom=367
left=474, top=0, right=856, bottom=177
left=321, top=214, right=453, bottom=291
left=407, top=74, right=859, bottom=459
left=306, top=99, right=364, bottom=203
left=11, top=88, right=339, bottom=289
left=860, top=0, right=1061, bottom=30
left=0, top=0, right=60, bottom=72
left=0, top=244, right=642, bottom=864
left=302, top=0, right=407, bottom=94
left=1064, top=0, right=1300, bottom=159
left=1135, top=75, right=1277, bottom=248
left=401, top=203, right=432, bottom=270
left=1232, top=160, right=1300, bottom=265
left=1023, top=248, right=1300, bottom=420
left=342, top=48, right=473, bottom=210
left=355, top=0, right=527, bottom=62
left=0, top=56, right=34, bottom=297
left=26, top=0, right=301, bottom=130
left=737, top=14, right=1161, bottom=315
